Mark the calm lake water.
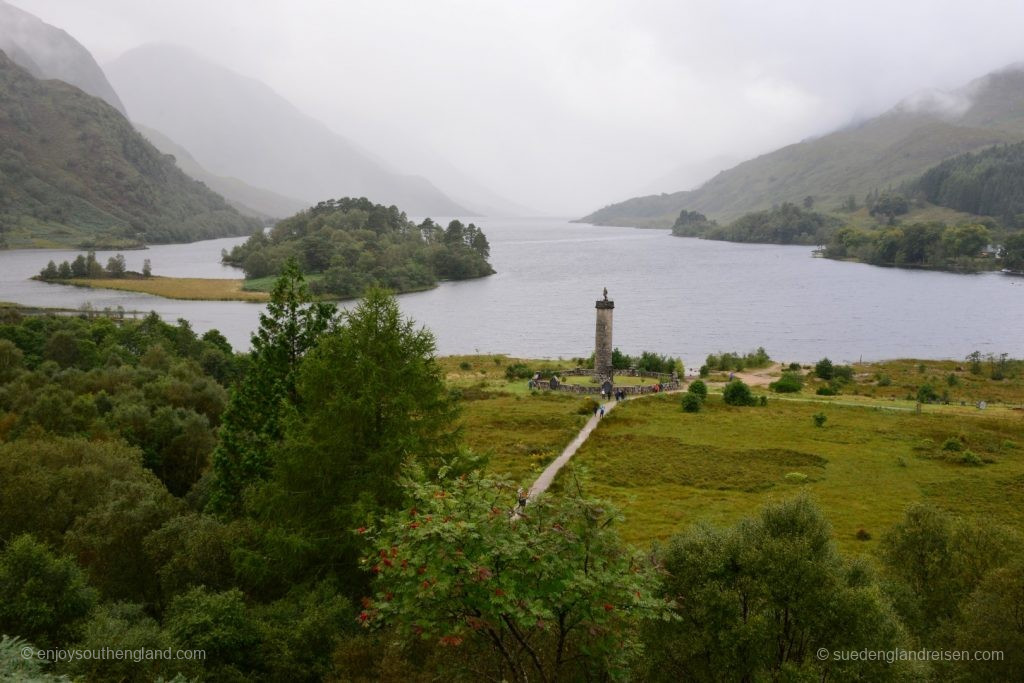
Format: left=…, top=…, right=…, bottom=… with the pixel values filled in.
left=1, top=218, right=1021, bottom=364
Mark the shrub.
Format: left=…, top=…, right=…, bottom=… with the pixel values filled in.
left=769, top=372, right=803, bottom=393
left=876, top=373, right=892, bottom=386
left=788, top=362, right=801, bottom=371
left=833, top=365, right=854, bottom=382
left=812, top=412, right=827, bottom=427
left=759, top=395, right=767, bottom=406
left=946, top=373, right=959, bottom=387
left=958, top=450, right=983, bottom=466
left=459, top=361, right=472, bottom=371
left=577, top=397, right=599, bottom=415
left=814, top=358, right=834, bottom=380
left=784, top=472, right=808, bottom=484
left=855, top=528, right=872, bottom=541
left=942, top=437, right=964, bottom=452
left=917, top=384, right=939, bottom=403
left=816, top=385, right=837, bottom=396
left=687, top=379, right=707, bottom=399
left=680, top=393, right=702, bottom=413
left=722, top=380, right=755, bottom=406
left=698, top=365, right=709, bottom=378
left=504, top=363, right=532, bottom=380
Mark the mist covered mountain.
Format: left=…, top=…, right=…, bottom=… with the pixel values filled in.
left=106, top=44, right=470, bottom=216
left=580, top=65, right=1024, bottom=227
left=135, top=123, right=307, bottom=221
left=0, top=51, right=259, bottom=247
left=0, top=0, right=125, bottom=114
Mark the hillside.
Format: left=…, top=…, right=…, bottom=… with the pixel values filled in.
left=580, top=65, right=1024, bottom=227
left=106, top=44, right=470, bottom=217
left=0, top=0, right=124, bottom=113
left=0, top=51, right=260, bottom=248
left=915, top=141, right=1024, bottom=224
left=135, top=123, right=307, bottom=220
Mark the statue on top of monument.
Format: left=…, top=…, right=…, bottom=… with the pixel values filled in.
left=603, top=287, right=608, bottom=301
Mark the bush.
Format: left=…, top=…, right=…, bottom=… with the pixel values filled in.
left=784, top=472, right=808, bottom=484
left=680, top=393, right=702, bottom=413
left=942, top=437, right=964, bottom=452
left=855, top=528, right=872, bottom=541
left=814, top=358, right=834, bottom=380
left=812, top=412, right=827, bottom=427
left=769, top=372, right=803, bottom=393
left=788, top=362, right=801, bottom=371
left=917, top=384, right=939, bottom=403
left=504, top=363, right=532, bottom=380
left=876, top=373, right=892, bottom=386
left=458, top=361, right=472, bottom=371
left=816, top=385, right=837, bottom=396
left=958, top=450, right=983, bottom=466
left=687, top=379, right=708, bottom=399
left=833, top=365, right=854, bottom=382
left=698, top=365, right=709, bottom=378
left=722, top=380, right=755, bottom=406
left=577, top=397, right=600, bottom=415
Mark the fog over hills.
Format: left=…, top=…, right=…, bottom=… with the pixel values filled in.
left=581, top=64, right=1024, bottom=227
left=106, top=44, right=471, bottom=217
left=0, top=0, right=124, bottom=114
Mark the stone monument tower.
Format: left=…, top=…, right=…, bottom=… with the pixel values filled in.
left=595, top=288, right=614, bottom=384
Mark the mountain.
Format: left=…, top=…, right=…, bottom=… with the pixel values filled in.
left=134, top=124, right=307, bottom=220
left=0, top=0, right=125, bottom=114
left=106, top=44, right=470, bottom=216
left=0, top=51, right=260, bottom=248
left=580, top=65, right=1024, bottom=227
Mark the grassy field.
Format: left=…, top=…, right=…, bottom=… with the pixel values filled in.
left=442, top=355, right=1024, bottom=558
left=440, top=355, right=592, bottom=482
left=561, top=391, right=1024, bottom=554
left=561, top=374, right=658, bottom=387
left=63, top=277, right=270, bottom=302
left=241, top=273, right=325, bottom=292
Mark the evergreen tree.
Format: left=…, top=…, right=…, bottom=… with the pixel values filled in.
left=209, top=258, right=336, bottom=514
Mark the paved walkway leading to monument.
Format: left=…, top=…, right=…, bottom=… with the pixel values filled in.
left=527, top=399, right=619, bottom=499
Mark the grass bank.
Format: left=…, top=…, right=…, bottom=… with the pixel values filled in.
left=61, top=277, right=269, bottom=302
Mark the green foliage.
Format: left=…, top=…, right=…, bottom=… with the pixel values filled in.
left=686, top=379, right=707, bottom=399
left=705, top=202, right=841, bottom=245
left=39, top=251, right=136, bottom=280
left=869, top=192, right=910, bottom=223
left=670, top=209, right=718, bottom=237
left=825, top=222, right=995, bottom=270
left=222, top=198, right=493, bottom=298
left=504, top=362, right=532, bottom=380
left=643, top=497, right=910, bottom=682
left=68, top=602, right=182, bottom=682
left=209, top=259, right=336, bottom=513
left=722, top=379, right=756, bottom=406
left=0, top=635, right=69, bottom=682
left=812, top=412, right=827, bottom=427
left=705, top=347, right=770, bottom=371
left=363, top=470, right=665, bottom=681
left=1001, top=232, right=1024, bottom=271
left=251, top=288, right=460, bottom=594
left=949, top=560, right=1024, bottom=680
left=577, top=397, right=600, bottom=415
left=916, top=141, right=1024, bottom=224
left=0, top=534, right=97, bottom=647
left=680, top=392, right=702, bottom=413
left=769, top=371, right=803, bottom=393
left=815, top=357, right=835, bottom=380
left=166, top=587, right=259, bottom=676
left=0, top=53, right=259, bottom=247
left=916, top=383, right=939, bottom=403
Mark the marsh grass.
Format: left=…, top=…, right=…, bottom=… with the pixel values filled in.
left=64, top=277, right=270, bottom=301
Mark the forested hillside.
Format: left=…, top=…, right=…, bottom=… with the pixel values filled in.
left=0, top=51, right=260, bottom=248
left=223, top=197, right=494, bottom=298
left=915, top=142, right=1024, bottom=225
left=581, top=66, right=1024, bottom=227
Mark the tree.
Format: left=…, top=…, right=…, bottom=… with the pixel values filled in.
left=105, top=254, right=127, bottom=277
left=209, top=258, right=336, bottom=513
left=722, top=379, right=755, bottom=406
left=362, top=470, right=665, bottom=682
left=687, top=379, right=707, bottom=399
left=70, top=254, right=88, bottom=277
left=0, top=534, right=97, bottom=647
left=39, top=260, right=58, bottom=279
left=815, top=357, right=835, bottom=380
left=941, top=224, right=991, bottom=259
left=680, top=393, right=702, bottom=412
left=642, top=497, right=911, bottom=682
left=142, top=258, right=152, bottom=277
left=870, top=192, right=909, bottom=224
left=948, top=560, right=1024, bottom=681
left=251, top=288, right=461, bottom=590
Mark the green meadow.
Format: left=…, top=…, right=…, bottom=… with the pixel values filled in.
left=446, top=356, right=1024, bottom=555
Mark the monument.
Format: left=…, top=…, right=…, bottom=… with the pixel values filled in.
left=595, top=288, right=614, bottom=389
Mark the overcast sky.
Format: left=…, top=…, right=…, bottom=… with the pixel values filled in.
left=14, top=0, right=1024, bottom=214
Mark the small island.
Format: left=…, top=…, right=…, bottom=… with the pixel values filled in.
left=33, top=197, right=496, bottom=301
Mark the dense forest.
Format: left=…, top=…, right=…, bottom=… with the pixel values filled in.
left=671, top=202, right=840, bottom=245
left=222, top=197, right=493, bottom=298
left=915, top=142, right=1024, bottom=226
left=824, top=222, right=997, bottom=270
left=0, top=51, right=261, bottom=249
left=0, top=269, right=1021, bottom=680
